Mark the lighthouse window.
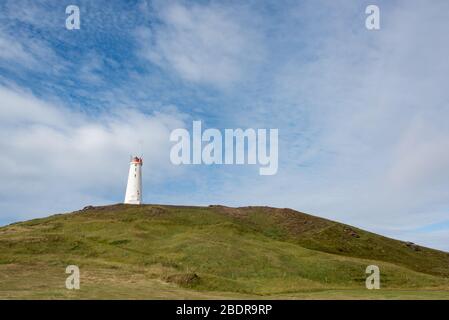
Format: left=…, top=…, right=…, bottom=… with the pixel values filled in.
left=134, top=174, right=136, bottom=178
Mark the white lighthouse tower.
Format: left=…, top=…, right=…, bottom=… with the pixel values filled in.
left=124, top=156, right=143, bottom=205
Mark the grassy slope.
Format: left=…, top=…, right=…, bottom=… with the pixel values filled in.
left=0, top=204, right=448, bottom=299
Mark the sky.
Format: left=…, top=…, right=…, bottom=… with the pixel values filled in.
left=0, top=0, right=449, bottom=251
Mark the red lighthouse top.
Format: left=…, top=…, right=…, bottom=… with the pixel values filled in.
left=131, top=156, right=143, bottom=165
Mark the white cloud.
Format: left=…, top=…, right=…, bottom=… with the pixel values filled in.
left=0, top=27, right=66, bottom=76
left=0, top=30, right=38, bottom=68
left=0, top=85, right=187, bottom=221
left=136, top=2, right=265, bottom=88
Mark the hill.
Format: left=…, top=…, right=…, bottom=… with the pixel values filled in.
left=0, top=204, right=448, bottom=299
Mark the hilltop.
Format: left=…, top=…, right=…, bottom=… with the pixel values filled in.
left=0, top=204, right=448, bottom=299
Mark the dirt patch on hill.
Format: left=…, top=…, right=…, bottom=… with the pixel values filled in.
left=163, top=273, right=200, bottom=287
left=210, top=205, right=334, bottom=236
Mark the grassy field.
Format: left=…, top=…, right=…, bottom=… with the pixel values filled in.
left=0, top=204, right=448, bottom=299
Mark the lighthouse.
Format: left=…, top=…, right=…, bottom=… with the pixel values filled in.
left=124, top=156, right=143, bottom=205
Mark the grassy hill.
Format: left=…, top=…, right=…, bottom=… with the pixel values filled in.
left=0, top=204, right=448, bottom=299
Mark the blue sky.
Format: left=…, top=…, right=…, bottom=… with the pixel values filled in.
left=1, top=0, right=449, bottom=251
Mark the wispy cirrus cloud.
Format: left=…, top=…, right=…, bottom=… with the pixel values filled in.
left=136, top=1, right=266, bottom=88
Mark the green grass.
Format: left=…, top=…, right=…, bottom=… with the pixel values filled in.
left=0, top=204, right=448, bottom=299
